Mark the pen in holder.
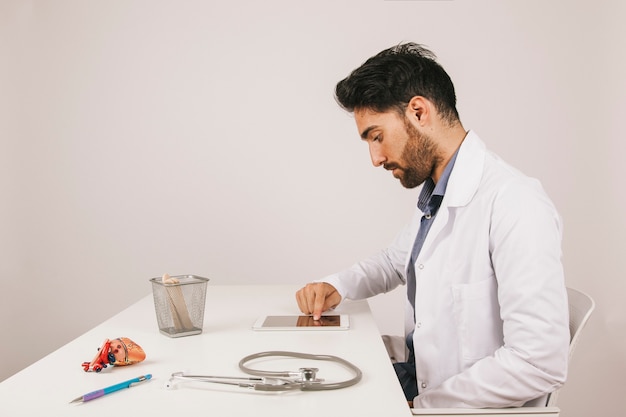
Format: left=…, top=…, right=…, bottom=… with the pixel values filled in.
left=150, top=274, right=209, bottom=337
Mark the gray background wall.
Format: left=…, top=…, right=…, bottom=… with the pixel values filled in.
left=1, top=1, right=624, bottom=416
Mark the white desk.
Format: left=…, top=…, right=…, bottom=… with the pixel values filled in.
left=0, top=284, right=413, bottom=417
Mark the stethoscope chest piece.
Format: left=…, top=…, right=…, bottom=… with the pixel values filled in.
left=297, top=367, right=320, bottom=383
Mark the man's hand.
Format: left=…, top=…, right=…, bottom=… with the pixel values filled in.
left=295, top=282, right=341, bottom=320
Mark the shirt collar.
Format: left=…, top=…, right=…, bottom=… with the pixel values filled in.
left=417, top=149, right=460, bottom=213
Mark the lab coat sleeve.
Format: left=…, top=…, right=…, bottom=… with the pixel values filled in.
left=319, top=224, right=413, bottom=301
left=414, top=177, right=570, bottom=408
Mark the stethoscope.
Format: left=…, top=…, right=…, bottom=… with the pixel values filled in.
left=166, top=351, right=362, bottom=392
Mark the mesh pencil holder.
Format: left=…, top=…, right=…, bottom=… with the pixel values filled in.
left=150, top=275, right=209, bottom=337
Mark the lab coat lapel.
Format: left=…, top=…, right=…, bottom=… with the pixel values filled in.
left=416, top=131, right=486, bottom=259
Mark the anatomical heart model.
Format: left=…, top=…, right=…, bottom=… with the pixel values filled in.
left=81, top=337, right=146, bottom=372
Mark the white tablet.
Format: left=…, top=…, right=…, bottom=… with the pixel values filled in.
left=252, top=314, right=350, bottom=331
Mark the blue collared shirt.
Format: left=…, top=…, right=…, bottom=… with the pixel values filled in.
left=409, top=149, right=459, bottom=273
left=404, top=148, right=460, bottom=392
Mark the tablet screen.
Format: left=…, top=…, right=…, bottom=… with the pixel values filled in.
left=262, top=315, right=342, bottom=327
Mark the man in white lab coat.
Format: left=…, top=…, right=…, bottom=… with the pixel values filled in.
left=295, top=43, right=569, bottom=408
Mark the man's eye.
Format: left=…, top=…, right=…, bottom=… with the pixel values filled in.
left=373, top=135, right=382, bottom=142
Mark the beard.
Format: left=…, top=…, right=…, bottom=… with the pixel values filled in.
left=385, top=118, right=441, bottom=189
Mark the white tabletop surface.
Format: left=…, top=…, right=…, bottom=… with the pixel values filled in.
left=0, top=284, right=413, bottom=417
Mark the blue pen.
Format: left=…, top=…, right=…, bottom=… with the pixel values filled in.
left=70, top=374, right=152, bottom=403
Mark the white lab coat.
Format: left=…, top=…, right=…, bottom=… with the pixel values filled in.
left=323, top=131, right=570, bottom=408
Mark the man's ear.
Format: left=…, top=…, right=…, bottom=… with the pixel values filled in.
left=406, top=96, right=429, bottom=125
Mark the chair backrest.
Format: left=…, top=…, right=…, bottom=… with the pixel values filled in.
left=411, top=287, right=595, bottom=413
left=545, top=287, right=595, bottom=406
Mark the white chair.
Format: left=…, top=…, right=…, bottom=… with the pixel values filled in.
left=411, top=287, right=595, bottom=416
left=543, top=287, right=595, bottom=406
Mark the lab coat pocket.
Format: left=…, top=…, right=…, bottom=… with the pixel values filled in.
left=451, top=278, right=503, bottom=363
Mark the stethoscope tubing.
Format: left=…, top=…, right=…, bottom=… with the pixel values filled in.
left=238, top=351, right=363, bottom=391
left=168, top=351, right=362, bottom=392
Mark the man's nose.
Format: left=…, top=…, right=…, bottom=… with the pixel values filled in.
left=369, top=143, right=386, bottom=167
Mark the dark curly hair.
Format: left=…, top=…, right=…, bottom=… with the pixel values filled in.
left=335, top=42, right=459, bottom=125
